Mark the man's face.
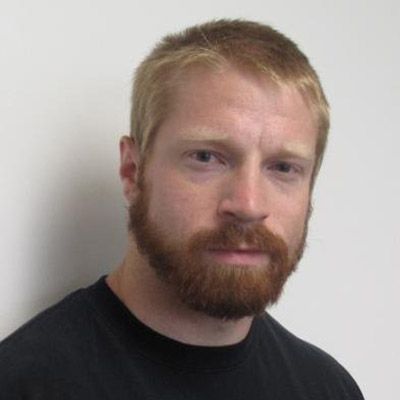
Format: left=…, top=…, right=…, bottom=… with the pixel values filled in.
left=127, top=66, right=318, bottom=320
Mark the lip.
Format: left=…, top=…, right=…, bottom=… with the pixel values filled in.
left=206, top=249, right=269, bottom=266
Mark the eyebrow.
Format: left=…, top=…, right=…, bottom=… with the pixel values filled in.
left=276, top=143, right=315, bottom=162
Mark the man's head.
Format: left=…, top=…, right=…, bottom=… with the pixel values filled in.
left=121, top=19, right=328, bottom=320
left=130, top=19, right=329, bottom=181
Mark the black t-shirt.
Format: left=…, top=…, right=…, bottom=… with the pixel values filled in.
left=0, top=276, right=364, bottom=399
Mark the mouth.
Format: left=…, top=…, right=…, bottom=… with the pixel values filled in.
left=206, top=248, right=269, bottom=266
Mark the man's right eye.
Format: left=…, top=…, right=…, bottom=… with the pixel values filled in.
left=190, top=150, right=217, bottom=163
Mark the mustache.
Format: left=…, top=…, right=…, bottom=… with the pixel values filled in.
left=188, top=222, right=289, bottom=261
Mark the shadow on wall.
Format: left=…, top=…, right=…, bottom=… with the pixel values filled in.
left=25, top=145, right=127, bottom=319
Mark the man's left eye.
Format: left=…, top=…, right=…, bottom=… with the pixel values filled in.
left=272, top=162, right=296, bottom=173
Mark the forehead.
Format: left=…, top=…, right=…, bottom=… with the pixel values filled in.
left=153, top=65, right=317, bottom=157
left=171, top=64, right=313, bottom=113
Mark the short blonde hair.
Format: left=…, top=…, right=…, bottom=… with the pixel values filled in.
left=131, top=19, right=329, bottom=177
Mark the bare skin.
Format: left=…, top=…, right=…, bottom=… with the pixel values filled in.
left=107, top=65, right=317, bottom=346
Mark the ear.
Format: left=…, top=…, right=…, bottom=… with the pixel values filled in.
left=119, top=135, right=142, bottom=203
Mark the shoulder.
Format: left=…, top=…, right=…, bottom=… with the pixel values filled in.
left=0, top=286, right=95, bottom=396
left=257, top=313, right=364, bottom=399
left=0, top=286, right=90, bottom=353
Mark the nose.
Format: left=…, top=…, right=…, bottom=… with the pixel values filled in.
left=217, top=167, right=269, bottom=224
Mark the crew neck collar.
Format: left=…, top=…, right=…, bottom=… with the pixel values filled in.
left=87, top=276, right=262, bottom=371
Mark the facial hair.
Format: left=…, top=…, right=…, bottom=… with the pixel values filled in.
left=128, top=178, right=307, bottom=320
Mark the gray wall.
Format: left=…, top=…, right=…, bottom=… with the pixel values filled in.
left=1, top=1, right=399, bottom=398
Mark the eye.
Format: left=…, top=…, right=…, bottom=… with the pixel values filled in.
left=190, top=150, right=218, bottom=163
left=184, top=149, right=227, bottom=173
left=268, top=161, right=304, bottom=183
left=271, top=161, right=295, bottom=173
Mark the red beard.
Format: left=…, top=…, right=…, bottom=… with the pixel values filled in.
left=129, top=180, right=306, bottom=320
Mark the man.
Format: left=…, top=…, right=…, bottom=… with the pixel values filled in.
left=0, top=19, right=364, bottom=399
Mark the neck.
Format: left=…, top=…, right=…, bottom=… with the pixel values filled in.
left=106, top=242, right=254, bottom=346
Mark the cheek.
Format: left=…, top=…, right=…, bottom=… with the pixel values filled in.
left=147, top=178, right=216, bottom=237
left=272, top=193, right=310, bottom=244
